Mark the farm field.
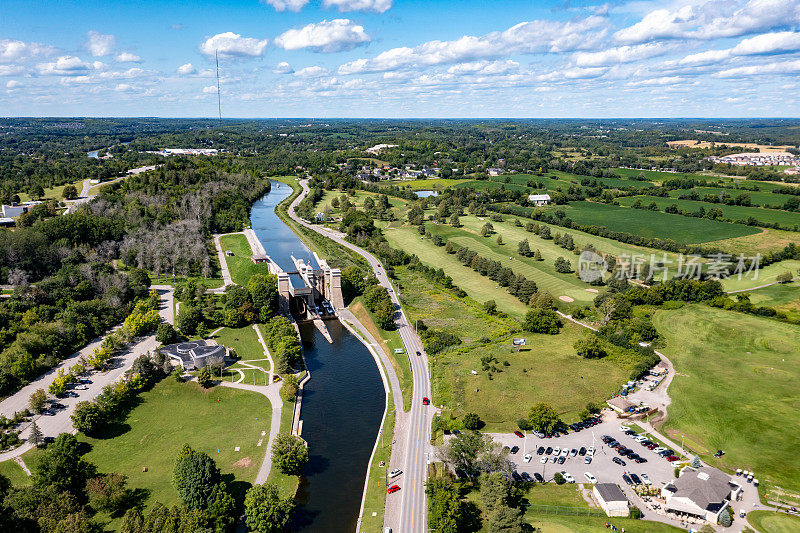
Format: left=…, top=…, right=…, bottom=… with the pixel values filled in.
left=219, top=233, right=271, bottom=285
left=712, top=227, right=800, bottom=255
left=666, top=140, right=795, bottom=151
left=653, top=304, right=800, bottom=495
left=550, top=170, right=655, bottom=189
left=541, top=201, right=761, bottom=243
left=667, top=187, right=789, bottom=207
left=617, top=195, right=800, bottom=229
left=78, top=379, right=271, bottom=514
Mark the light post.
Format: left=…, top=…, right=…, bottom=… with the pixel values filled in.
left=681, top=434, right=685, bottom=456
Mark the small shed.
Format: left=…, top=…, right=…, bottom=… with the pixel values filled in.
left=593, top=483, right=629, bottom=517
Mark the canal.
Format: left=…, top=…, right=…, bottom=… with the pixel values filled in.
left=250, top=180, right=386, bottom=532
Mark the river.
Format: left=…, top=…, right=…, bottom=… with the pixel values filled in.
left=250, top=180, right=386, bottom=532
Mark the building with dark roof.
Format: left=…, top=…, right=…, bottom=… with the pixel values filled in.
left=661, top=466, right=742, bottom=524
left=158, top=340, right=228, bottom=371
left=593, top=483, right=629, bottom=517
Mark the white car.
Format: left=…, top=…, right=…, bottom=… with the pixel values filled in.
left=587, top=446, right=595, bottom=456
left=74, top=384, right=88, bottom=390
left=560, top=449, right=569, bottom=457
left=523, top=454, right=532, bottom=463
left=619, top=425, right=630, bottom=432
left=641, top=473, right=652, bottom=485
left=584, top=472, right=598, bottom=484
left=551, top=456, right=558, bottom=463
left=389, top=469, right=402, bottom=478
left=552, top=446, right=561, bottom=455
left=653, top=447, right=666, bottom=453
left=584, top=456, right=592, bottom=464
left=562, top=472, right=575, bottom=483
left=540, top=456, right=548, bottom=464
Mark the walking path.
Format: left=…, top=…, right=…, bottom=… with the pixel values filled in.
left=252, top=324, right=275, bottom=383
left=726, top=276, right=800, bottom=293
left=211, top=232, right=242, bottom=291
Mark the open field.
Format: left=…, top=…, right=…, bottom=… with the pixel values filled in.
left=667, top=140, right=796, bottom=151
left=742, top=282, right=800, bottom=322
left=550, top=170, right=655, bottom=189
left=721, top=260, right=800, bottom=292
left=653, top=304, right=800, bottom=493
left=667, top=186, right=790, bottom=207
left=711, top=227, right=800, bottom=255
left=219, top=233, right=271, bottom=285
left=541, top=201, right=762, bottom=243
left=617, top=195, right=800, bottom=229
left=747, top=510, right=800, bottom=532
left=316, top=189, right=408, bottom=221
left=384, top=178, right=470, bottom=190
left=0, top=458, right=30, bottom=486
left=213, top=325, right=267, bottom=364
left=17, top=177, right=86, bottom=203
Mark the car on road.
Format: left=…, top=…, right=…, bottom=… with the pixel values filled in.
left=536, top=446, right=545, bottom=455
left=622, top=474, right=633, bottom=485
left=584, top=456, right=592, bottom=464
left=389, top=469, right=402, bottom=478
left=523, top=454, right=532, bottom=463
left=584, top=472, right=597, bottom=484
left=387, top=485, right=400, bottom=494
left=533, top=473, right=544, bottom=483
left=630, top=474, right=642, bottom=485
left=562, top=472, right=575, bottom=483
left=74, top=385, right=88, bottom=390
left=514, top=430, right=524, bottom=438
left=422, top=397, right=429, bottom=405
left=613, top=457, right=626, bottom=466
left=641, top=473, right=652, bottom=485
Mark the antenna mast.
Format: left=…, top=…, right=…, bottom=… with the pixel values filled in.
left=215, top=49, right=222, bottom=122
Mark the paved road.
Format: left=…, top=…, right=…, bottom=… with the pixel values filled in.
left=288, top=179, right=432, bottom=533
left=0, top=285, right=174, bottom=462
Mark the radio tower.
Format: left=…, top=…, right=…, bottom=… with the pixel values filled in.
left=215, top=49, right=222, bottom=122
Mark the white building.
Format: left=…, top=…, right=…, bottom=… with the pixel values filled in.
left=2, top=205, right=26, bottom=218
left=661, top=466, right=742, bottom=524
left=528, top=193, right=551, bottom=206
left=593, top=483, right=629, bottom=517
left=488, top=168, right=504, bottom=176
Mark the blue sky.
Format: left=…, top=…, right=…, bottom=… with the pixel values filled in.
left=1, top=0, right=800, bottom=117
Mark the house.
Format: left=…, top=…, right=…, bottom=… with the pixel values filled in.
left=158, top=340, right=229, bottom=371
left=606, top=396, right=636, bottom=413
left=593, top=483, right=629, bottom=517
left=528, top=193, right=551, bottom=206
left=1, top=205, right=26, bottom=218
left=488, top=168, right=504, bottom=176
left=661, top=466, right=742, bottom=524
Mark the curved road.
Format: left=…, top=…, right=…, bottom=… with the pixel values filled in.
left=288, top=179, right=432, bottom=533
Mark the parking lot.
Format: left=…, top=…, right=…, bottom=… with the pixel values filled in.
left=489, top=413, right=680, bottom=490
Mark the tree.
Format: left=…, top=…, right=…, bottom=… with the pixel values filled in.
left=156, top=323, right=177, bottom=344
left=496, top=235, right=503, bottom=245
left=462, top=412, right=483, bottom=430
left=718, top=508, right=732, bottom=527
left=573, top=334, right=607, bottom=359
left=248, top=273, right=278, bottom=317
left=71, top=401, right=106, bottom=435
left=33, top=433, right=95, bottom=495
left=777, top=271, right=794, bottom=283
left=29, top=420, right=43, bottom=447
left=207, top=482, right=236, bottom=533
left=522, top=308, right=562, bottom=335
left=533, top=249, right=542, bottom=261
left=119, top=507, right=144, bottom=533
left=271, top=433, right=309, bottom=475
left=528, top=402, right=561, bottom=435
left=481, top=472, right=517, bottom=512
left=449, top=213, right=460, bottom=227
left=86, top=473, right=129, bottom=513
left=426, top=478, right=464, bottom=533
left=244, top=483, right=295, bottom=533
left=29, top=388, right=47, bottom=413
left=197, top=366, right=214, bottom=388
left=553, top=472, right=565, bottom=484
left=31, top=185, right=45, bottom=199
left=176, top=305, right=202, bottom=336
left=554, top=257, right=572, bottom=273
left=442, top=431, right=490, bottom=479
left=691, top=455, right=702, bottom=469
left=487, top=504, right=525, bottom=533
left=62, top=184, right=79, bottom=200
left=280, top=374, right=299, bottom=402
left=483, top=300, right=497, bottom=315
left=539, top=225, right=551, bottom=239
left=517, top=239, right=530, bottom=257
left=172, top=444, right=221, bottom=509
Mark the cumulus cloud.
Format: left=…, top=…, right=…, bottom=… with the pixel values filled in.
left=87, top=31, right=116, bottom=57
left=574, top=43, right=669, bottom=67
left=6, top=80, right=21, bottom=88
left=273, top=61, right=293, bottom=74
left=0, top=65, right=25, bottom=76
left=203, top=85, right=219, bottom=93
left=200, top=32, right=269, bottom=58
left=614, top=0, right=800, bottom=44
left=0, top=38, right=54, bottom=63
left=337, top=16, right=606, bottom=74
left=99, top=67, right=150, bottom=79
left=447, top=60, right=519, bottom=75
left=262, top=0, right=309, bottom=12
left=177, top=63, right=196, bottom=75
left=37, top=55, right=93, bottom=76
left=294, top=65, right=330, bottom=77
left=714, top=58, right=800, bottom=77
left=115, top=52, right=141, bottom=63
left=323, top=0, right=392, bottom=13
left=275, top=19, right=370, bottom=53
left=677, top=31, right=800, bottom=66
left=114, top=83, right=133, bottom=92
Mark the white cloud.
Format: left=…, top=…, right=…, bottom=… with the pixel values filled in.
left=200, top=32, right=269, bottom=58
left=678, top=49, right=731, bottom=66
left=6, top=80, right=21, bottom=88
left=0, top=65, right=26, bottom=76
left=732, top=31, right=800, bottom=55
left=177, top=63, right=196, bottom=75
left=714, top=58, right=800, bottom=77
left=338, top=16, right=606, bottom=74
left=115, top=52, right=141, bottom=63
left=323, top=0, right=392, bottom=13
left=0, top=39, right=54, bottom=63
left=36, top=55, right=93, bottom=76
left=447, top=60, right=519, bottom=75
left=614, top=0, right=800, bottom=44
left=99, top=67, right=150, bottom=79
left=294, top=65, right=330, bottom=77
left=628, top=76, right=687, bottom=86
left=275, top=19, right=370, bottom=53
left=725, top=96, right=742, bottom=102
left=87, top=31, right=116, bottom=57
left=273, top=61, right=293, bottom=74
left=262, top=0, right=309, bottom=12
left=203, top=85, right=218, bottom=93
left=574, top=43, right=669, bottom=67
left=114, top=83, right=133, bottom=92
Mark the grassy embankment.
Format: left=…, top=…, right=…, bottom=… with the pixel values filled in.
left=0, top=459, right=30, bottom=487
left=218, top=233, right=271, bottom=286
left=653, top=304, right=800, bottom=503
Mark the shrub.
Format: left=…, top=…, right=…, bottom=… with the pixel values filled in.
left=719, top=508, right=732, bottom=527
left=553, top=472, right=565, bottom=484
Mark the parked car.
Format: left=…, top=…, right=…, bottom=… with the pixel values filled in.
left=387, top=485, right=400, bottom=494
left=510, top=446, right=519, bottom=454
left=613, top=457, right=626, bottom=466
left=666, top=455, right=680, bottom=462
left=536, top=446, right=545, bottom=455
left=521, top=472, right=533, bottom=482
left=552, top=446, right=561, bottom=455
left=74, top=385, right=88, bottom=390
left=551, top=456, right=558, bottom=463
left=416, top=351, right=421, bottom=357
left=579, top=447, right=587, bottom=456
left=78, top=379, right=92, bottom=384
left=584, top=472, right=598, bottom=484
left=539, top=456, right=547, bottom=464
left=630, top=474, right=642, bottom=485
left=557, top=456, right=566, bottom=464
left=389, top=469, right=402, bottom=478
left=641, top=473, right=652, bottom=485
left=511, top=471, right=522, bottom=482
left=634, top=457, right=647, bottom=463
left=570, top=448, right=578, bottom=457
left=533, top=472, right=544, bottom=483
left=622, top=473, right=633, bottom=485
left=560, top=448, right=569, bottom=457
left=523, top=454, right=532, bottom=463
left=587, top=446, right=595, bottom=456
left=514, top=430, right=524, bottom=438
left=562, top=472, right=575, bottom=483
left=545, top=447, right=553, bottom=455
left=584, top=456, right=592, bottom=464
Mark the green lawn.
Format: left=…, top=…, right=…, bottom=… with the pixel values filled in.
left=265, top=393, right=301, bottom=498
left=667, top=186, right=789, bottom=208
left=618, top=195, right=800, bottom=230
left=747, top=510, right=800, bottom=532
left=357, top=385, right=396, bottom=533
left=17, top=178, right=86, bottom=202
left=721, top=260, right=800, bottom=292
left=653, top=304, right=800, bottom=494
left=78, top=379, right=272, bottom=513
left=0, top=458, right=30, bottom=486
left=213, top=325, right=266, bottom=362
left=739, top=281, right=800, bottom=322
left=382, top=178, right=470, bottom=190
left=219, top=234, right=271, bottom=286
